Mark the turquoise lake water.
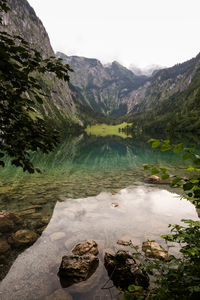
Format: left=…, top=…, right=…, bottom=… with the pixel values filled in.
left=0, top=134, right=199, bottom=299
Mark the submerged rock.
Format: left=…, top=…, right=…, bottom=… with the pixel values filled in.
left=0, top=217, right=14, bottom=233
left=58, top=254, right=99, bottom=287
left=112, top=202, right=119, bottom=207
left=142, top=241, right=169, bottom=261
left=144, top=175, right=173, bottom=184
left=72, top=240, right=99, bottom=256
left=50, top=232, right=66, bottom=241
left=144, top=175, right=161, bottom=183
left=31, top=198, right=47, bottom=205
left=104, top=250, right=149, bottom=290
left=0, top=240, right=11, bottom=254
left=8, top=229, right=38, bottom=248
left=0, top=211, right=23, bottom=233
left=36, top=216, right=51, bottom=228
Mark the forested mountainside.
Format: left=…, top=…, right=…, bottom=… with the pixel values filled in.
left=1, top=0, right=81, bottom=133
left=56, top=52, right=148, bottom=117
left=57, top=50, right=200, bottom=132
left=124, top=53, right=200, bottom=133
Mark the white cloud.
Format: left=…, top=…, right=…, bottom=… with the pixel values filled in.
left=27, top=0, right=200, bottom=68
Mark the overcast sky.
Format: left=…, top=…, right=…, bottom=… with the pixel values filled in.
left=27, top=0, right=200, bottom=68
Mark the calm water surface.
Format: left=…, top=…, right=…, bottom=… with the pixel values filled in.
left=0, top=134, right=199, bottom=299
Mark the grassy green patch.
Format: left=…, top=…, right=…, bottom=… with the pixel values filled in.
left=85, top=122, right=132, bottom=138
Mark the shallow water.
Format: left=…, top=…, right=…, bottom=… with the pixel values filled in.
left=0, top=135, right=199, bottom=299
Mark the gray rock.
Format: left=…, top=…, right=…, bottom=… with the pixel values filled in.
left=104, top=250, right=149, bottom=290
left=58, top=254, right=99, bottom=287
left=72, top=239, right=99, bottom=256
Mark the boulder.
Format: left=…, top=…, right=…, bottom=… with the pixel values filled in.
left=104, top=250, right=149, bottom=290
left=142, top=241, right=169, bottom=261
left=8, top=229, right=38, bottom=248
left=72, top=240, right=99, bottom=256
left=58, top=254, right=99, bottom=287
left=68, top=261, right=104, bottom=294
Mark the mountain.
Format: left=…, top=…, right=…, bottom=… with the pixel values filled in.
left=56, top=52, right=148, bottom=117
left=124, top=53, right=200, bottom=132
left=1, top=0, right=81, bottom=133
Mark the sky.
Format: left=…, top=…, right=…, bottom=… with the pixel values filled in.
left=27, top=0, right=200, bottom=68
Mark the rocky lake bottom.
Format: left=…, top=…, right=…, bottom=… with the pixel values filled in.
left=0, top=135, right=199, bottom=299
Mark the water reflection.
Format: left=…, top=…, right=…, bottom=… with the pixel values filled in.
left=0, top=135, right=199, bottom=298
left=0, top=185, right=198, bottom=299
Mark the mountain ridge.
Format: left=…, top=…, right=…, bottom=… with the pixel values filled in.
left=56, top=51, right=148, bottom=117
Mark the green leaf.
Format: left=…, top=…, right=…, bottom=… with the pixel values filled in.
left=185, top=167, right=195, bottom=171
left=183, top=182, right=194, bottom=191
left=148, top=138, right=157, bottom=143
left=152, top=168, right=160, bottom=175
left=160, top=144, right=172, bottom=151
left=152, top=141, right=161, bottom=148
left=173, top=144, right=183, bottom=154
left=172, top=177, right=182, bottom=185
left=143, top=164, right=152, bottom=170
left=128, top=285, right=143, bottom=292
left=161, top=174, right=169, bottom=180
left=160, top=168, right=168, bottom=173
left=182, top=153, right=193, bottom=160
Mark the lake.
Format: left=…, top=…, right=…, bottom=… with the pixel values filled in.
left=0, top=134, right=199, bottom=299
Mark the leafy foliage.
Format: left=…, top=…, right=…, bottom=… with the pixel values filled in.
left=124, top=139, right=200, bottom=299
left=124, top=220, right=200, bottom=300
left=0, top=1, right=73, bottom=172
left=146, top=139, right=200, bottom=208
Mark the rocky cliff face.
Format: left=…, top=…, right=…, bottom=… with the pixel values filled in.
left=1, top=0, right=78, bottom=126
left=57, top=49, right=200, bottom=122
left=130, top=53, right=200, bottom=113
left=57, top=52, right=148, bottom=117
left=126, top=53, right=200, bottom=132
